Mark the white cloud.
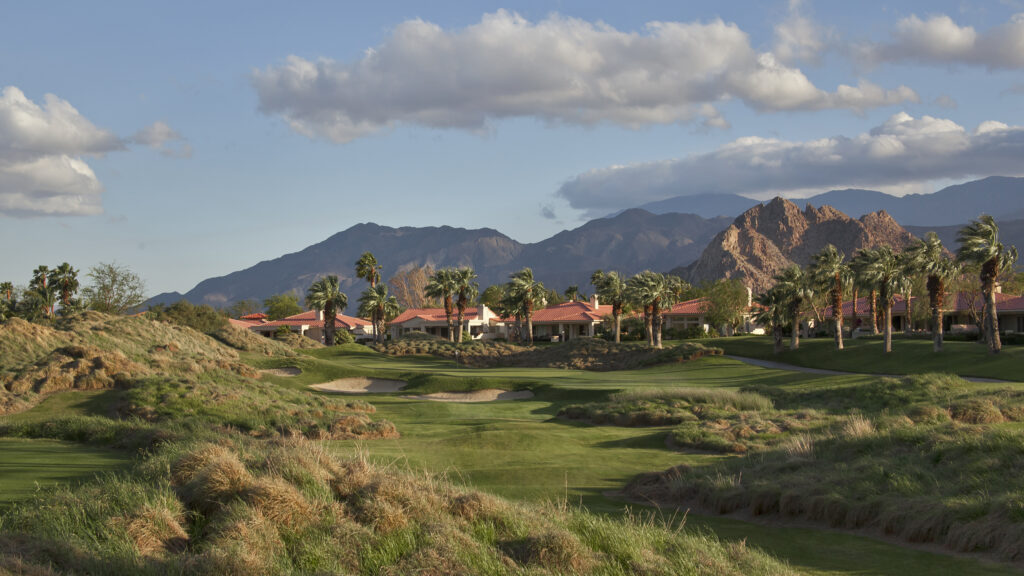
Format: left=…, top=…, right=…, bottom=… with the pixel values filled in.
left=252, top=10, right=917, bottom=143
left=556, top=112, right=1024, bottom=216
left=132, top=121, right=193, bottom=158
left=773, top=0, right=832, bottom=64
left=0, top=87, right=123, bottom=217
left=862, top=13, right=1024, bottom=68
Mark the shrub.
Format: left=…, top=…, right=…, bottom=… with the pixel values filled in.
left=334, top=330, right=354, bottom=345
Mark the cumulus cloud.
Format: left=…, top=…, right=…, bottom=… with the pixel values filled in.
left=557, top=112, right=1024, bottom=216
left=0, top=86, right=123, bottom=217
left=252, top=10, right=917, bottom=143
left=132, top=121, right=193, bottom=158
left=773, top=0, right=832, bottom=64
left=862, top=13, right=1024, bottom=69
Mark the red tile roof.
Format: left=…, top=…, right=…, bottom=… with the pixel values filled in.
left=228, top=318, right=259, bottom=329
left=240, top=312, right=268, bottom=320
left=251, top=310, right=371, bottom=330
left=530, top=301, right=613, bottom=324
left=664, top=298, right=709, bottom=316
left=390, top=307, right=482, bottom=325
left=824, top=292, right=1024, bottom=318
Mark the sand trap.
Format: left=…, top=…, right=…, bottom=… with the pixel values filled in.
left=260, top=367, right=302, bottom=377
left=404, top=389, right=534, bottom=403
left=310, top=377, right=408, bottom=394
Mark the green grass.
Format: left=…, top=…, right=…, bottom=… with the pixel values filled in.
left=0, top=437, right=131, bottom=507
left=715, top=335, right=1024, bottom=381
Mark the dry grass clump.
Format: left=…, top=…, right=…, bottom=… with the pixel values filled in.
left=209, top=324, right=297, bottom=356
left=841, top=415, right=875, bottom=439
left=113, top=503, right=189, bottom=557
left=501, top=529, right=598, bottom=573
left=177, top=451, right=253, bottom=512
left=243, top=476, right=312, bottom=529
left=950, top=399, right=1004, bottom=424
left=272, top=331, right=324, bottom=349
left=198, top=505, right=287, bottom=576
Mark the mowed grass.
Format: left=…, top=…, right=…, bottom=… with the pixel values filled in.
left=0, top=437, right=130, bottom=506
left=715, top=335, right=1024, bottom=381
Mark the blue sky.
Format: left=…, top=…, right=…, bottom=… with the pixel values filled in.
left=1, top=1, right=1022, bottom=296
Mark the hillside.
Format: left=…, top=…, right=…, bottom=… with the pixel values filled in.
left=680, top=198, right=916, bottom=292
left=157, top=210, right=729, bottom=307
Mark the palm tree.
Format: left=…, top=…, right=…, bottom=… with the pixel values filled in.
left=754, top=288, right=787, bottom=355
left=590, top=270, right=628, bottom=343
left=957, top=215, right=1019, bottom=354
left=50, top=263, right=79, bottom=312
left=508, top=268, right=545, bottom=346
left=850, top=250, right=879, bottom=335
left=425, top=268, right=458, bottom=342
left=305, top=276, right=348, bottom=346
left=627, top=271, right=678, bottom=349
left=358, top=283, right=401, bottom=344
left=0, top=282, right=13, bottom=303
left=809, top=245, right=850, bottom=350
left=564, top=285, right=582, bottom=302
left=862, top=247, right=905, bottom=353
left=355, top=252, right=383, bottom=288
left=30, top=265, right=54, bottom=317
left=774, top=266, right=814, bottom=350
left=906, top=232, right=959, bottom=352
left=453, top=267, right=479, bottom=344
left=627, top=272, right=656, bottom=347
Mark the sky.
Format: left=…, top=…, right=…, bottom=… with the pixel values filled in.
left=1, top=1, right=1023, bottom=296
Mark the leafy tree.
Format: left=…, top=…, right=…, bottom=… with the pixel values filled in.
left=148, top=300, right=228, bottom=333
left=453, top=268, right=479, bottom=345
left=355, top=252, right=382, bottom=288
left=227, top=299, right=263, bottom=319
left=697, top=279, right=746, bottom=336
left=563, top=285, right=583, bottom=302
left=358, top=283, right=400, bottom=343
left=809, top=245, right=850, bottom=350
left=905, top=232, right=959, bottom=352
left=388, top=265, right=435, bottom=308
left=263, top=293, right=303, bottom=320
left=507, top=268, right=545, bottom=346
left=774, top=266, right=814, bottom=350
left=81, top=262, right=146, bottom=315
left=0, top=281, right=12, bottom=302
left=425, top=268, right=458, bottom=342
left=0, top=281, right=14, bottom=321
left=754, top=287, right=787, bottom=355
left=306, top=276, right=348, bottom=346
left=590, top=270, right=628, bottom=343
left=478, top=285, right=504, bottom=310
left=862, top=247, right=905, bottom=353
left=957, top=215, right=1019, bottom=354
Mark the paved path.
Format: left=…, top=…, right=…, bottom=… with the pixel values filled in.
left=724, top=355, right=1011, bottom=384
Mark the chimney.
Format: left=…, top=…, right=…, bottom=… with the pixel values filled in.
left=746, top=286, right=753, bottom=307
left=315, top=309, right=324, bottom=321
left=995, top=282, right=1003, bottom=294
left=590, top=294, right=599, bottom=310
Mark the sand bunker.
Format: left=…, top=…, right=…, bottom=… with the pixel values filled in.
left=404, top=389, right=534, bottom=403
left=260, top=367, right=302, bottom=377
left=310, top=378, right=408, bottom=394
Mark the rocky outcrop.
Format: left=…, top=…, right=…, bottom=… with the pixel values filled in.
left=680, top=197, right=916, bottom=292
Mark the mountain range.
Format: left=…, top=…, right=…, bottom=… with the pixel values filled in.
left=151, top=176, right=1024, bottom=308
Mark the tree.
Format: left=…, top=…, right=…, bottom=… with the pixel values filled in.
left=508, top=268, right=545, bottom=346
left=754, top=288, right=787, bottom=355
left=862, top=247, right=905, bottom=354
left=30, top=265, right=54, bottom=317
left=358, top=283, right=400, bottom=343
left=0, top=281, right=12, bottom=303
left=305, top=276, right=348, bottom=346
left=809, top=245, right=850, bottom=350
left=388, top=265, right=435, bottom=309
left=355, top=252, right=382, bottom=288
left=453, top=268, right=479, bottom=344
left=478, top=285, right=504, bottom=311
left=627, top=271, right=679, bottom=349
left=906, top=232, right=959, bottom=352
left=81, top=263, right=146, bottom=315
left=50, top=262, right=80, bottom=315
left=591, top=270, right=628, bottom=343
left=957, top=215, right=1019, bottom=354
left=698, top=279, right=746, bottom=336
left=0, top=281, right=14, bottom=321
left=263, top=293, right=303, bottom=320
left=228, top=299, right=263, bottom=319
left=774, top=266, right=814, bottom=350
left=425, top=268, right=458, bottom=342
left=850, top=250, right=879, bottom=335
left=564, top=285, right=583, bottom=302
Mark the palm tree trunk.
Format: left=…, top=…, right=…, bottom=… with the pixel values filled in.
left=849, top=286, right=858, bottom=337
left=983, top=258, right=1001, bottom=353
left=869, top=290, right=879, bottom=335
left=833, top=279, right=844, bottom=351
left=654, top=307, right=663, bottom=349
left=457, top=307, right=465, bottom=345
left=932, top=306, right=942, bottom=352
left=929, top=276, right=944, bottom=353
left=904, top=287, right=913, bottom=335
left=884, top=304, right=893, bottom=353
left=325, top=306, right=335, bottom=346
left=614, top=310, right=621, bottom=343
left=644, top=306, right=653, bottom=347
left=790, top=309, right=800, bottom=350
left=773, top=326, right=784, bottom=355
left=526, top=315, right=534, bottom=346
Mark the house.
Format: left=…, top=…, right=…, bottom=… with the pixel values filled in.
left=824, top=292, right=1024, bottom=334
left=661, top=293, right=764, bottom=335
left=389, top=305, right=501, bottom=340
left=248, top=310, right=373, bottom=343
left=825, top=296, right=912, bottom=333
left=523, top=296, right=613, bottom=341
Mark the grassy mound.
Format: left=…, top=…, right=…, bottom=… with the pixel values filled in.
left=626, top=373, right=1024, bottom=561
left=0, top=437, right=801, bottom=575
left=209, top=324, right=298, bottom=357
left=374, top=336, right=723, bottom=371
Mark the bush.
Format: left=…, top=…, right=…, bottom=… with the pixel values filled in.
left=334, top=330, right=354, bottom=345
left=461, top=330, right=473, bottom=343
left=147, top=301, right=228, bottom=334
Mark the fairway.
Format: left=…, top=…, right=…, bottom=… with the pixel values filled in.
left=0, top=437, right=131, bottom=507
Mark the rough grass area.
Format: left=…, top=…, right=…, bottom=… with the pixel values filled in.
left=626, top=373, right=1024, bottom=561
left=0, top=437, right=801, bottom=576
left=373, top=335, right=723, bottom=371
left=0, top=312, right=301, bottom=414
